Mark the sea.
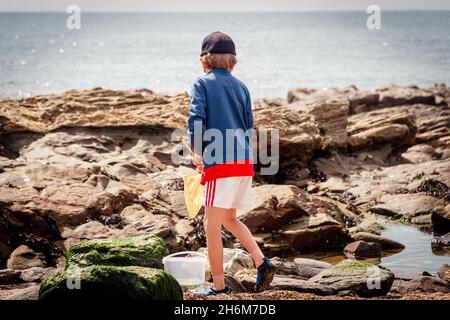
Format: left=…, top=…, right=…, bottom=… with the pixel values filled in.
left=1, top=11, right=450, bottom=99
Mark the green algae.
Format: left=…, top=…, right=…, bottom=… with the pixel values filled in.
left=66, top=234, right=168, bottom=268
left=334, top=260, right=374, bottom=272
left=38, top=265, right=183, bottom=300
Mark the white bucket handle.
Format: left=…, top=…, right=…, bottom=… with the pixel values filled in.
left=162, top=251, right=206, bottom=263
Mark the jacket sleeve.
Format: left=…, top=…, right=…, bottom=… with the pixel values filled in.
left=244, top=86, right=254, bottom=129
left=187, top=78, right=207, bottom=154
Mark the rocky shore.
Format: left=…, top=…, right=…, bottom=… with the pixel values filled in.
left=0, top=84, right=449, bottom=300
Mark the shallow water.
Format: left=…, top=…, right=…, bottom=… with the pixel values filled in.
left=379, top=224, right=449, bottom=274
left=296, top=223, right=450, bottom=275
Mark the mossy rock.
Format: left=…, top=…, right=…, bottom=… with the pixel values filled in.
left=38, top=265, right=183, bottom=300
left=308, top=259, right=394, bottom=297
left=334, top=260, right=374, bottom=271
left=66, top=235, right=168, bottom=268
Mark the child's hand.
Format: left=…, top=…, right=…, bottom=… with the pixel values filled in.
left=192, top=154, right=203, bottom=171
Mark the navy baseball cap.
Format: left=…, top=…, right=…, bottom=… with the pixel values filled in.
left=201, top=31, right=236, bottom=56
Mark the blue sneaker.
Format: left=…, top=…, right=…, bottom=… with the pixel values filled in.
left=255, top=257, right=276, bottom=293
left=190, top=286, right=232, bottom=296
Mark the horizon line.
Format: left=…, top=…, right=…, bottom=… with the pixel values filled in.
left=1, top=9, right=450, bottom=13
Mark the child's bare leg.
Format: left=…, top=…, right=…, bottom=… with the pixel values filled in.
left=204, top=206, right=226, bottom=290
left=222, top=209, right=264, bottom=267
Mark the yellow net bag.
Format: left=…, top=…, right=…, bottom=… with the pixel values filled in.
left=183, top=173, right=204, bottom=219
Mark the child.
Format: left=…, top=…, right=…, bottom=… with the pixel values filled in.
left=187, top=31, right=275, bottom=296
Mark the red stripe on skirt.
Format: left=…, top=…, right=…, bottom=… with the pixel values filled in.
left=207, top=180, right=213, bottom=207
left=210, top=180, right=216, bottom=207
left=205, top=181, right=210, bottom=207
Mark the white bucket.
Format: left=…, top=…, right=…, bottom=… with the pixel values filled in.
left=162, top=251, right=207, bottom=286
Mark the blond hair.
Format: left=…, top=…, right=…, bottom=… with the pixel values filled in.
left=201, top=53, right=237, bottom=72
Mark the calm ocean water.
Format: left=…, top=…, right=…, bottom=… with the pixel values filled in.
left=0, top=12, right=449, bottom=99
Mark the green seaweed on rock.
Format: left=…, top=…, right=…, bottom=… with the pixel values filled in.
left=66, top=234, right=168, bottom=268
left=334, top=260, right=374, bottom=272
left=38, top=265, right=183, bottom=300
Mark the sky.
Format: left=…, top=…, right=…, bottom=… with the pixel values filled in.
left=1, top=0, right=450, bottom=12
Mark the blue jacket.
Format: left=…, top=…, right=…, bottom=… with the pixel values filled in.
left=187, top=68, right=254, bottom=169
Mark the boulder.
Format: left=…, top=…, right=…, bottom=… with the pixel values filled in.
left=120, top=204, right=158, bottom=226
left=20, top=267, right=58, bottom=283
left=4, top=284, right=40, bottom=300
left=253, top=106, right=322, bottom=179
left=66, top=234, right=168, bottom=268
left=397, top=276, right=450, bottom=294
left=352, top=232, right=405, bottom=250
left=437, top=264, right=450, bottom=283
left=0, top=269, right=22, bottom=285
left=238, top=185, right=309, bottom=233
left=411, top=214, right=432, bottom=225
left=376, top=85, right=439, bottom=108
left=370, top=193, right=442, bottom=218
left=293, top=258, right=332, bottom=278
left=270, top=257, right=299, bottom=276
left=347, top=109, right=417, bottom=150
left=297, top=95, right=349, bottom=150
left=276, top=213, right=350, bottom=252
left=308, top=260, right=394, bottom=297
left=268, top=257, right=333, bottom=278
left=348, top=91, right=380, bottom=114
left=239, top=274, right=336, bottom=296
left=38, top=265, right=183, bottom=300
left=198, top=248, right=254, bottom=277
left=343, top=240, right=382, bottom=259
left=431, top=205, right=450, bottom=234
left=401, top=144, right=438, bottom=164
left=7, top=245, right=47, bottom=270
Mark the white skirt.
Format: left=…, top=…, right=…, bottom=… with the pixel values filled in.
left=203, top=176, right=253, bottom=210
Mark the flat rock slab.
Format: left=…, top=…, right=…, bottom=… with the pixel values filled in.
left=4, top=284, right=39, bottom=300
left=352, top=232, right=405, bottom=250
left=293, top=258, right=333, bottom=278
left=308, top=260, right=394, bottom=297
left=0, top=269, right=22, bottom=285
left=240, top=275, right=336, bottom=296
left=370, top=193, right=442, bottom=218
left=397, top=276, right=450, bottom=294
left=19, top=267, right=58, bottom=283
